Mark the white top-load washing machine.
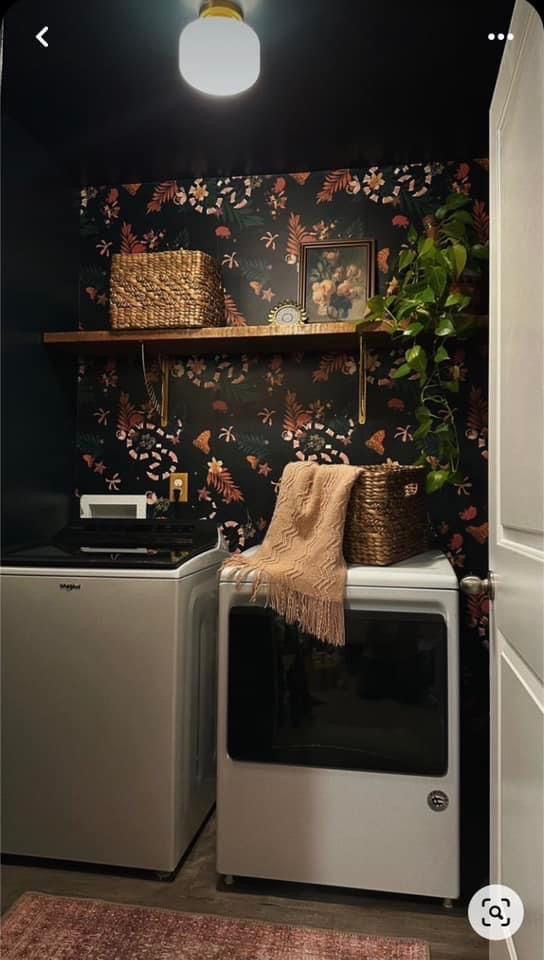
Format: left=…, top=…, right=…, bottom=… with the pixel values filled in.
left=1, top=518, right=227, bottom=874
left=217, top=548, right=459, bottom=900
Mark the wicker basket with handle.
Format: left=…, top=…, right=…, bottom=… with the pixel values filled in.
left=344, top=463, right=427, bottom=566
left=109, top=249, right=224, bottom=330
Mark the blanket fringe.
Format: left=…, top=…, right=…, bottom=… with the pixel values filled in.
left=223, top=556, right=345, bottom=647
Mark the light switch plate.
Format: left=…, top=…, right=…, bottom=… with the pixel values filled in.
left=169, top=472, right=189, bottom=502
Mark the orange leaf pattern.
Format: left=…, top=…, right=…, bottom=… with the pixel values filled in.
left=283, top=390, right=311, bottom=435
left=286, top=212, right=314, bottom=263
left=312, top=354, right=357, bottom=383
left=116, top=392, right=143, bottom=437
left=206, top=461, right=244, bottom=504
left=120, top=222, right=146, bottom=254
left=316, top=169, right=352, bottom=204
left=472, top=200, right=489, bottom=244
left=224, top=294, right=247, bottom=327
left=146, top=181, right=180, bottom=214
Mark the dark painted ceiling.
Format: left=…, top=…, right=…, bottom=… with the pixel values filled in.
left=2, top=0, right=517, bottom=185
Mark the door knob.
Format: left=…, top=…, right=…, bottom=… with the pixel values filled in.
left=460, top=574, right=494, bottom=599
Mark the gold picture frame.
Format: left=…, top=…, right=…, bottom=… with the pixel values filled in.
left=298, top=238, right=376, bottom=324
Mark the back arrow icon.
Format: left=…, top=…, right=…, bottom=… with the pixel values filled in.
left=35, top=26, right=49, bottom=48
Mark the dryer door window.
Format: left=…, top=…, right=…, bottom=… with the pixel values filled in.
left=227, top=606, right=448, bottom=776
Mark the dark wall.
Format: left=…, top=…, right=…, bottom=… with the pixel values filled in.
left=77, top=162, right=489, bottom=595
left=1, top=117, right=79, bottom=547
left=77, top=160, right=490, bottom=895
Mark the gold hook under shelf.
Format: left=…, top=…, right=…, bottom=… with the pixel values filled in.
left=358, top=337, right=367, bottom=425
left=160, top=356, right=169, bottom=427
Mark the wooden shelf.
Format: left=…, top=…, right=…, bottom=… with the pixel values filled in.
left=43, top=321, right=392, bottom=355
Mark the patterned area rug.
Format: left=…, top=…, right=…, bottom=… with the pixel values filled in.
left=1, top=893, right=430, bottom=959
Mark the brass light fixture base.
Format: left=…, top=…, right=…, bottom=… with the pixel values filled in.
left=199, top=0, right=243, bottom=20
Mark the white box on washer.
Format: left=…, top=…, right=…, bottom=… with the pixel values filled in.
left=217, top=548, right=459, bottom=899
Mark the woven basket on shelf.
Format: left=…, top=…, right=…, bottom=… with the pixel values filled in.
left=344, top=464, right=427, bottom=566
left=109, top=249, right=224, bottom=330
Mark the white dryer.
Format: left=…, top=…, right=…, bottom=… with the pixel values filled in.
left=1, top=519, right=227, bottom=874
left=217, top=548, right=460, bottom=900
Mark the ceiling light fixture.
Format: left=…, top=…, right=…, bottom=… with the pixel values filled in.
left=179, top=1, right=260, bottom=97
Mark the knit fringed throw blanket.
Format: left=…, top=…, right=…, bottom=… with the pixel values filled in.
left=223, top=461, right=363, bottom=647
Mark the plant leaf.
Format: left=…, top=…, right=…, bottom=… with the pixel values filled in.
left=442, top=220, right=467, bottom=241
left=435, top=317, right=456, bottom=337
left=434, top=345, right=450, bottom=363
left=391, top=363, right=412, bottom=379
left=450, top=243, right=467, bottom=279
left=402, top=321, right=425, bottom=337
left=447, top=210, right=474, bottom=225
left=405, top=344, right=427, bottom=374
left=397, top=300, right=418, bottom=320
left=419, top=237, right=436, bottom=258
left=428, top=265, right=447, bottom=299
left=415, top=405, right=432, bottom=422
left=398, top=249, right=416, bottom=271
left=426, top=469, right=450, bottom=494
left=416, top=286, right=436, bottom=304
left=366, top=295, right=386, bottom=315
left=445, top=291, right=471, bottom=311
left=413, top=421, right=432, bottom=440
left=445, top=193, right=471, bottom=211
left=471, top=243, right=489, bottom=260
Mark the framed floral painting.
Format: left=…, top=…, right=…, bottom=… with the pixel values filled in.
left=299, top=238, right=375, bottom=323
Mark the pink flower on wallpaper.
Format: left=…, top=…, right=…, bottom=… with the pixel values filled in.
left=447, top=532, right=466, bottom=569
left=377, top=247, right=390, bottom=273
left=460, top=505, right=478, bottom=521
left=449, top=533, right=464, bottom=552
left=455, top=162, right=470, bottom=181
left=106, top=473, right=121, bottom=491
left=392, top=215, right=410, bottom=228
left=93, top=408, right=110, bottom=425
left=387, top=398, right=405, bottom=412
left=215, top=225, right=231, bottom=239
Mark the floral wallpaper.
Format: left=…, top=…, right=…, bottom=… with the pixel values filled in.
left=78, top=160, right=490, bottom=888
left=78, top=160, right=489, bottom=606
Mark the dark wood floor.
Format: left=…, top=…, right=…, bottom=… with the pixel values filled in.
left=1, top=816, right=486, bottom=959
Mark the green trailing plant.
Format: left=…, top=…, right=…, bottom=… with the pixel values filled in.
left=358, top=193, right=488, bottom=494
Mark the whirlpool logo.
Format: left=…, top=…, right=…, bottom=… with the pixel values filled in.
left=59, top=583, right=81, bottom=592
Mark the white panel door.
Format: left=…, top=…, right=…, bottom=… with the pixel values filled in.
left=489, top=3, right=544, bottom=958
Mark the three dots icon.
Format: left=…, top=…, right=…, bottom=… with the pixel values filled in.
left=488, top=32, right=514, bottom=40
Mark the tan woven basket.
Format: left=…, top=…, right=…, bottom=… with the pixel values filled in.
left=344, top=464, right=427, bottom=566
left=110, top=249, right=224, bottom=330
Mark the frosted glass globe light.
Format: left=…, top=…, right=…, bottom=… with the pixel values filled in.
left=179, top=6, right=260, bottom=97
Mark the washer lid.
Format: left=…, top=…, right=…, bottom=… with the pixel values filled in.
left=221, top=547, right=458, bottom=591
